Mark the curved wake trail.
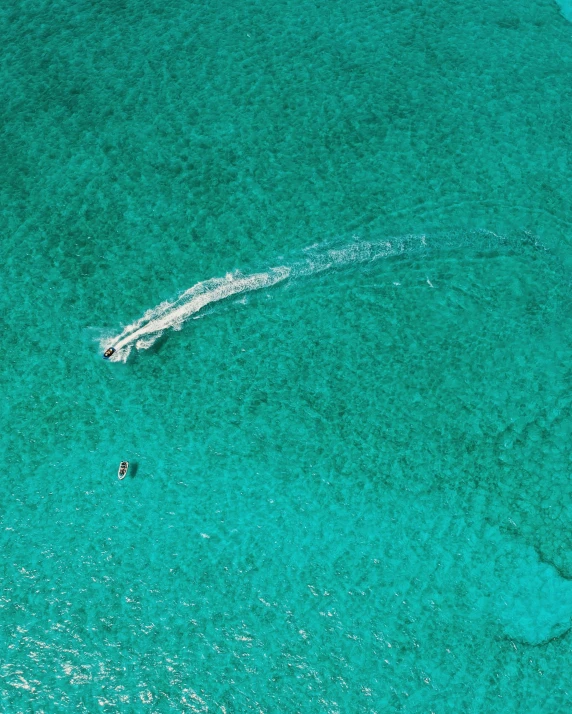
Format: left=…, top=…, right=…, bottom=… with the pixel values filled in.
left=101, top=231, right=510, bottom=361
left=102, top=267, right=290, bottom=361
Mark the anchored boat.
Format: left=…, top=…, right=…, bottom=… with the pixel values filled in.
left=118, top=461, right=129, bottom=480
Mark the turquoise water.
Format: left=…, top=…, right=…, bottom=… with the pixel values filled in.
left=557, top=0, right=572, bottom=22
left=2, top=0, right=572, bottom=711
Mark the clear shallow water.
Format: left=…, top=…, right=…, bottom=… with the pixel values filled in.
left=557, top=0, right=572, bottom=22
left=2, top=0, right=572, bottom=712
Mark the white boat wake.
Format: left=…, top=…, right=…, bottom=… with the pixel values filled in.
left=100, top=231, right=509, bottom=362
left=101, top=267, right=291, bottom=361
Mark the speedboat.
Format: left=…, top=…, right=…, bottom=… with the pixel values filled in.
left=103, top=347, right=116, bottom=359
left=118, top=461, right=129, bottom=480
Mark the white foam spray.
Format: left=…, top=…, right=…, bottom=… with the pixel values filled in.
left=101, top=267, right=291, bottom=361
left=101, top=232, right=506, bottom=362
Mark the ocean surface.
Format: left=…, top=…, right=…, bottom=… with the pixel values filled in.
left=2, top=0, right=572, bottom=711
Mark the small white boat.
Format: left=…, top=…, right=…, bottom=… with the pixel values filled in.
left=118, top=461, right=129, bottom=480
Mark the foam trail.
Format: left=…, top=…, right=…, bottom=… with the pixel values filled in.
left=102, top=267, right=290, bottom=361
left=102, top=232, right=507, bottom=361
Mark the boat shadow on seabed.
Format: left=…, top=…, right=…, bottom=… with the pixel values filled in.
left=118, top=462, right=138, bottom=480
